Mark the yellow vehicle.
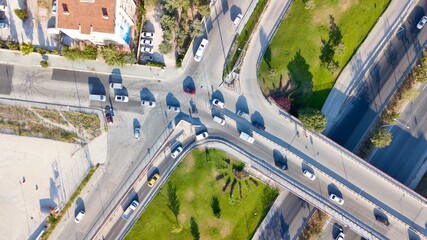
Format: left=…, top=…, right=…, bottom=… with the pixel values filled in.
left=148, top=173, right=160, bottom=187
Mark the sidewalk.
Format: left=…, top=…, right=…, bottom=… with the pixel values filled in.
left=0, top=48, right=180, bottom=79
left=321, top=0, right=416, bottom=133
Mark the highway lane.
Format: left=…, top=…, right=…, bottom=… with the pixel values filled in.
left=369, top=81, right=427, bottom=186
left=326, top=1, right=427, bottom=152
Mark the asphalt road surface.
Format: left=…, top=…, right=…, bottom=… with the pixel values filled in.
left=327, top=1, right=427, bottom=153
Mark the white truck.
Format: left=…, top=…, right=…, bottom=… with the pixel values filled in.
left=239, top=131, right=254, bottom=143
left=122, top=200, right=139, bottom=220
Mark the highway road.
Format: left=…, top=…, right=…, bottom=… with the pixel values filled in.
left=1, top=0, right=427, bottom=239
left=326, top=1, right=427, bottom=152
left=369, top=80, right=427, bottom=186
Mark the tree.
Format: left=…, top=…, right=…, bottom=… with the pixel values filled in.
left=100, top=45, right=126, bottom=66
left=21, top=42, right=34, bottom=55
left=163, top=0, right=178, bottom=14
left=198, top=5, right=210, bottom=17
left=6, top=41, right=19, bottom=50
left=14, top=9, right=28, bottom=20
left=167, top=182, right=180, bottom=225
left=401, top=89, right=419, bottom=101
left=159, top=40, right=173, bottom=54
left=190, top=19, right=204, bottom=38
left=161, top=15, right=176, bottom=32
left=176, top=29, right=188, bottom=48
left=40, top=60, right=49, bottom=68
left=298, top=107, right=327, bottom=133
left=371, top=128, right=392, bottom=148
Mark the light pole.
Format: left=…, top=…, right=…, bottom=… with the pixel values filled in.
left=382, top=118, right=410, bottom=130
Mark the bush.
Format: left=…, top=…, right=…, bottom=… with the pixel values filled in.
left=6, top=41, right=19, bottom=50
left=14, top=9, right=28, bottom=20
left=63, top=45, right=98, bottom=61
left=21, top=42, right=34, bottom=55
left=37, top=48, right=48, bottom=55
left=370, top=128, right=392, bottom=148
left=100, top=45, right=126, bottom=66
left=159, top=41, right=172, bottom=54
left=298, top=107, right=327, bottom=133
left=40, top=60, right=48, bottom=68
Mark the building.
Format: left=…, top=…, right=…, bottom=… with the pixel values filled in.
left=55, top=0, right=136, bottom=47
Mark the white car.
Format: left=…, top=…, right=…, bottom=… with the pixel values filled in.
left=134, top=127, right=141, bottom=140
left=196, top=131, right=208, bottom=141
left=171, top=146, right=183, bottom=158
left=303, top=170, right=316, bottom=180
left=194, top=38, right=208, bottom=62
left=52, top=1, right=57, bottom=14
left=417, top=16, right=427, bottom=29
left=141, top=100, right=156, bottom=107
left=212, top=99, right=225, bottom=108
left=233, top=13, right=243, bottom=25
left=114, top=95, right=129, bottom=102
left=237, top=110, right=250, bottom=121
left=335, top=231, right=345, bottom=240
left=141, top=47, right=154, bottom=54
left=141, top=39, right=153, bottom=46
left=213, top=116, right=225, bottom=125
left=142, top=32, right=154, bottom=38
left=168, top=105, right=180, bottom=112
left=329, top=194, right=344, bottom=205
left=75, top=210, right=85, bottom=223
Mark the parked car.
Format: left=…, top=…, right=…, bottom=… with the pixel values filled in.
left=375, top=214, right=390, bottom=226
left=417, top=16, right=427, bottom=29
left=335, top=230, right=345, bottom=240
left=0, top=11, right=5, bottom=19
left=171, top=146, right=183, bottom=158
left=148, top=173, right=160, bottom=187
left=0, top=22, right=9, bottom=29
left=74, top=210, right=85, bottom=223
left=141, top=46, right=153, bottom=54
left=141, top=39, right=153, bottom=46
left=134, top=127, right=141, bottom=140
left=141, top=100, right=156, bottom=107
left=105, top=113, right=113, bottom=125
left=303, top=170, right=316, bottom=180
left=114, top=95, right=129, bottom=102
left=212, top=99, right=225, bottom=108
left=183, top=86, right=195, bottom=95
left=329, top=194, right=344, bottom=205
left=233, top=13, right=243, bottom=25
left=141, top=55, right=153, bottom=62
left=168, top=105, right=180, bottom=112
left=252, top=121, right=265, bottom=131
left=142, top=32, right=154, bottom=38
left=237, top=110, right=250, bottom=121
left=52, top=0, right=57, bottom=14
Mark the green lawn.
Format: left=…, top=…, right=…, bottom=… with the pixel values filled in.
left=125, top=148, right=278, bottom=240
left=258, top=0, right=391, bottom=110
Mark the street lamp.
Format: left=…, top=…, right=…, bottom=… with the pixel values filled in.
left=382, top=118, right=410, bottom=130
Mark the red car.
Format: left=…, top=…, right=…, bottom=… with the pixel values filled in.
left=106, top=113, right=113, bottom=125
left=184, top=86, right=195, bottom=95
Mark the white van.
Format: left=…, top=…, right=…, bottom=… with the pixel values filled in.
left=194, top=38, right=209, bottom=62
left=89, top=94, right=106, bottom=102
left=109, top=82, right=122, bottom=89
left=239, top=131, right=254, bottom=143
left=213, top=116, right=225, bottom=125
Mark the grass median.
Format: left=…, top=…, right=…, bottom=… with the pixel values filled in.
left=258, top=0, right=391, bottom=110
left=125, top=148, right=278, bottom=239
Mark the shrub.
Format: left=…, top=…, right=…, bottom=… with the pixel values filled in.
left=14, top=9, right=28, bottom=20
left=159, top=41, right=172, bottom=54
left=100, top=45, right=126, bottom=66
left=40, top=60, right=48, bottom=68
left=370, top=128, right=392, bottom=148
left=6, top=41, right=19, bottom=50
left=21, top=42, right=34, bottom=55
left=298, top=107, right=327, bottom=133
left=37, top=48, right=48, bottom=55
left=63, top=45, right=98, bottom=61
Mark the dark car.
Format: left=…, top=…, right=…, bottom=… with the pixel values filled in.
left=106, top=113, right=113, bottom=125
left=375, top=215, right=390, bottom=226
left=184, top=86, right=195, bottom=95
left=252, top=121, right=265, bottom=131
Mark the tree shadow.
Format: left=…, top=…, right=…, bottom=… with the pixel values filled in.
left=190, top=216, right=200, bottom=240
left=167, top=182, right=180, bottom=225
left=328, top=15, right=342, bottom=46
left=287, top=50, right=313, bottom=96
left=210, top=195, right=221, bottom=218
left=263, top=46, right=272, bottom=69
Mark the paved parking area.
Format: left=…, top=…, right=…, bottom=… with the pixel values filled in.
left=0, top=0, right=59, bottom=49
left=0, top=134, right=90, bottom=240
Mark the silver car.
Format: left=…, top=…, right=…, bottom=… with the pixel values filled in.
left=134, top=127, right=141, bottom=140
left=171, top=146, right=183, bottom=158
left=114, top=95, right=129, bottom=102
left=168, top=105, right=180, bottom=112
left=212, top=99, right=225, bottom=108
left=303, top=170, right=316, bottom=180
left=417, top=16, right=427, bottom=29
left=329, top=194, right=344, bottom=205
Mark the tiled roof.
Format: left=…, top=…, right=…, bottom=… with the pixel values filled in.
left=57, top=0, right=115, bottom=35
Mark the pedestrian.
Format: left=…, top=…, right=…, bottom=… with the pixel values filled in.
left=23, top=177, right=26, bottom=183
left=35, top=184, right=38, bottom=190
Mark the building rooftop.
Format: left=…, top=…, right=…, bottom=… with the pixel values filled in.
left=57, top=0, right=115, bottom=35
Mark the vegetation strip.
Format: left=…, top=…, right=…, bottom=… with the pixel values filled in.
left=41, top=164, right=100, bottom=240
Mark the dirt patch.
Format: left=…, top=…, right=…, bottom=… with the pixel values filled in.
left=203, top=218, right=232, bottom=238
left=339, top=0, right=358, bottom=12
left=185, top=189, right=194, bottom=202
left=312, top=0, right=359, bottom=25
left=178, top=212, right=187, bottom=224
